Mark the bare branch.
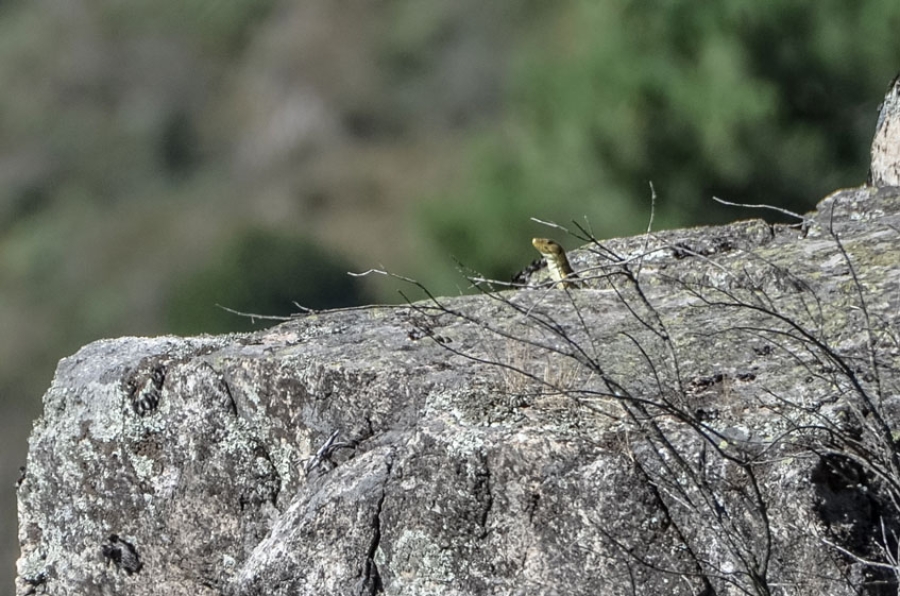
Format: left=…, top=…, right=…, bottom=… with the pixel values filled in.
left=712, top=196, right=809, bottom=222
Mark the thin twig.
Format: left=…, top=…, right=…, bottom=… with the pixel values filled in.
left=820, top=538, right=898, bottom=572
left=530, top=217, right=571, bottom=235
left=215, top=304, right=292, bottom=321
left=636, top=181, right=657, bottom=277
left=712, top=196, right=808, bottom=222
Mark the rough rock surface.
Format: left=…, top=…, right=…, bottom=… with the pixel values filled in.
left=16, top=186, right=900, bottom=595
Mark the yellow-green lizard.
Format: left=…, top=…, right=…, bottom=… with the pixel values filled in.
left=531, top=238, right=578, bottom=289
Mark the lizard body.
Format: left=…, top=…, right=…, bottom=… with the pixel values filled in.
left=531, top=238, right=578, bottom=289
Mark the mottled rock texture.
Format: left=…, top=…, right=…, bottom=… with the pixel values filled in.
left=870, top=73, right=900, bottom=187
left=16, top=186, right=900, bottom=595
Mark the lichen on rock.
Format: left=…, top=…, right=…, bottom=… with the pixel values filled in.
left=17, top=187, right=900, bottom=595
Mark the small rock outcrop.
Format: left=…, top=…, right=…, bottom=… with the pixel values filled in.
left=16, top=186, right=900, bottom=595
left=869, top=73, right=900, bottom=187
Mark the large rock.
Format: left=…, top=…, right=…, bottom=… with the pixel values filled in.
left=16, top=186, right=900, bottom=595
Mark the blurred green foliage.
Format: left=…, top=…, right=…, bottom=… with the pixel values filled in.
left=420, top=0, right=900, bottom=281
left=167, top=229, right=373, bottom=335
left=104, top=0, right=275, bottom=54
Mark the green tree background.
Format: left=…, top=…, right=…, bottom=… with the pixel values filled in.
left=422, top=0, right=900, bottom=281
left=2, top=0, right=899, bottom=586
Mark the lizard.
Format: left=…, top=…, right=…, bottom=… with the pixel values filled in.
left=531, top=237, right=579, bottom=289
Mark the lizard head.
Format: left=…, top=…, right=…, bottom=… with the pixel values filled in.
left=532, top=237, right=565, bottom=257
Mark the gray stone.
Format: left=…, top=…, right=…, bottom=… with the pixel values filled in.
left=16, top=186, right=900, bottom=595
left=869, top=72, right=900, bottom=187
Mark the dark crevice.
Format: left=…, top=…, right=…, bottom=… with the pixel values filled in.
left=256, top=440, right=282, bottom=507
left=476, top=452, right=493, bottom=539
left=356, top=454, right=393, bottom=596
left=219, top=373, right=239, bottom=418
left=632, top=458, right=718, bottom=596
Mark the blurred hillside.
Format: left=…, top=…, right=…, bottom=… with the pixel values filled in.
left=3, top=0, right=900, bottom=588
